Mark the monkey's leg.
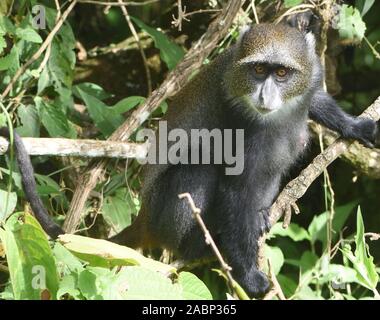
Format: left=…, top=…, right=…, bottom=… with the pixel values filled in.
left=216, top=174, right=281, bottom=298
left=309, top=90, right=379, bottom=147
left=111, top=165, right=218, bottom=255
left=148, top=164, right=219, bottom=256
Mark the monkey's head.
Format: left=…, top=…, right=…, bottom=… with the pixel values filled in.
left=224, top=23, right=322, bottom=117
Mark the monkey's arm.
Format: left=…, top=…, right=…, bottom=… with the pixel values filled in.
left=309, top=90, right=380, bottom=148
left=0, top=127, right=64, bottom=238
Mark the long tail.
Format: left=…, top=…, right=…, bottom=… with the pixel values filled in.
left=0, top=127, right=64, bottom=239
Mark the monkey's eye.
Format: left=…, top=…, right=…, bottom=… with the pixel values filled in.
left=275, top=67, right=288, bottom=78
left=254, top=64, right=266, bottom=75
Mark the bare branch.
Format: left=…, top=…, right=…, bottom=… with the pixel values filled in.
left=0, top=137, right=147, bottom=159
left=269, top=96, right=380, bottom=228
left=117, top=0, right=152, bottom=95
left=178, top=192, right=250, bottom=300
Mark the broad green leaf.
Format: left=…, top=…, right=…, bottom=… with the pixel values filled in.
left=268, top=222, right=310, bottom=241
left=131, top=16, right=184, bottom=70
left=355, top=0, right=375, bottom=16
left=276, top=274, right=297, bottom=298
left=111, top=96, right=146, bottom=114
left=116, top=266, right=182, bottom=300
left=0, top=212, right=59, bottom=300
left=102, top=188, right=139, bottom=233
left=264, top=245, right=284, bottom=275
left=76, top=87, right=124, bottom=137
left=77, top=266, right=182, bottom=300
left=0, top=46, right=19, bottom=72
left=53, top=242, right=84, bottom=274
left=177, top=272, right=212, bottom=300
left=0, top=189, right=17, bottom=222
left=337, top=5, right=366, bottom=40
left=341, top=207, right=379, bottom=291
left=319, top=264, right=357, bottom=285
left=35, top=97, right=77, bottom=138
left=58, top=234, right=176, bottom=275
left=287, top=251, right=318, bottom=272
left=73, top=83, right=112, bottom=101
left=16, top=27, right=42, bottom=43
left=16, top=104, right=40, bottom=137
left=308, top=201, right=358, bottom=247
left=295, top=285, right=322, bottom=300
left=57, top=274, right=82, bottom=300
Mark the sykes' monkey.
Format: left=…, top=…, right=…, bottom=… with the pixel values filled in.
left=1, top=23, right=379, bottom=298
left=111, top=24, right=380, bottom=297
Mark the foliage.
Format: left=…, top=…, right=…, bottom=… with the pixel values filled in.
left=0, top=0, right=379, bottom=300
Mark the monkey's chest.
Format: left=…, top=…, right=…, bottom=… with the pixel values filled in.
left=246, top=127, right=309, bottom=174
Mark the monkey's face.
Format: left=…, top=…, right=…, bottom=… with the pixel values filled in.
left=225, top=24, right=321, bottom=117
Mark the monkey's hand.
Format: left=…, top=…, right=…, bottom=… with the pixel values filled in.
left=347, top=118, right=380, bottom=149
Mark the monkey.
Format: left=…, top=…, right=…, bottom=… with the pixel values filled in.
left=0, top=23, right=379, bottom=299
left=109, top=23, right=380, bottom=298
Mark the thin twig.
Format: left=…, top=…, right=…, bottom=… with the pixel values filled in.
left=178, top=192, right=249, bottom=300
left=118, top=0, right=152, bottom=95
left=263, top=260, right=286, bottom=300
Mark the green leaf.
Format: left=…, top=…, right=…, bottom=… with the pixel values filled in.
left=53, top=242, right=84, bottom=274
left=102, top=188, right=139, bottom=233
left=319, top=264, right=357, bottom=285
left=268, top=222, right=310, bottom=242
left=0, top=212, right=59, bottom=300
left=287, top=251, right=318, bottom=272
left=264, top=245, right=284, bottom=275
left=177, top=272, right=212, bottom=300
left=276, top=274, right=297, bottom=298
left=57, top=274, right=82, bottom=300
left=76, top=87, right=124, bottom=137
left=0, top=46, right=19, bottom=72
left=284, top=0, right=303, bottom=8
left=16, top=104, right=40, bottom=137
left=73, top=83, right=112, bottom=101
left=355, top=0, right=375, bottom=16
left=0, top=189, right=17, bottom=222
left=58, top=234, right=176, bottom=275
left=131, top=16, right=184, bottom=70
left=308, top=201, right=358, bottom=247
left=111, top=96, right=146, bottom=114
left=16, top=27, right=42, bottom=43
left=35, top=97, right=77, bottom=138
left=341, top=207, right=379, bottom=291
left=337, top=4, right=366, bottom=41
left=116, top=266, right=182, bottom=300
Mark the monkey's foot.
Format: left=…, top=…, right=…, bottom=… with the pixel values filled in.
left=237, top=269, right=271, bottom=299
left=258, top=208, right=272, bottom=235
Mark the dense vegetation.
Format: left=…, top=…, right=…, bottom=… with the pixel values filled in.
left=0, top=0, right=379, bottom=300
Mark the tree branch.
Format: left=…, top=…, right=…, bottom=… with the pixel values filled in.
left=0, top=137, right=147, bottom=159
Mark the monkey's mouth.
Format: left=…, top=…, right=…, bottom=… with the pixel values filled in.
left=255, top=106, right=274, bottom=114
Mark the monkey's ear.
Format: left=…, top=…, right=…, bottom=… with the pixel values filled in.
left=305, top=32, right=316, bottom=55
left=236, top=25, right=251, bottom=44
